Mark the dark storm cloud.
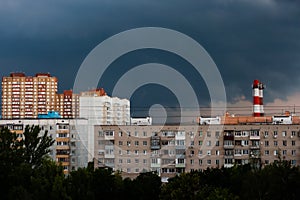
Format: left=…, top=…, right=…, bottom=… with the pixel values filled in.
left=0, top=0, right=300, bottom=109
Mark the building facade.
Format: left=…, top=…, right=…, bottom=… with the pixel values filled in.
left=1, top=73, right=81, bottom=119
left=79, top=90, right=130, bottom=162
left=56, top=90, right=80, bottom=118
left=2, top=73, right=58, bottom=119
left=0, top=118, right=89, bottom=174
left=94, top=124, right=300, bottom=181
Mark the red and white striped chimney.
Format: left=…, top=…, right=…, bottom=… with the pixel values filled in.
left=253, top=80, right=264, bottom=117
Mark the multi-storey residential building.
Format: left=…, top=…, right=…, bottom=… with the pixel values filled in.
left=56, top=90, right=80, bottom=118
left=2, top=72, right=58, bottom=119
left=2, top=73, right=81, bottom=119
left=0, top=118, right=89, bottom=174
left=94, top=123, right=300, bottom=181
left=79, top=88, right=130, bottom=125
left=80, top=89, right=130, bottom=162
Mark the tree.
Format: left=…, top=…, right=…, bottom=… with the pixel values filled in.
left=0, top=125, right=55, bottom=199
left=22, top=125, right=55, bottom=168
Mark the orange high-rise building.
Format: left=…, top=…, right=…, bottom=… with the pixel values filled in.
left=2, top=72, right=58, bottom=119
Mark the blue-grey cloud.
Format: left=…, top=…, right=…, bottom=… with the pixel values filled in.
left=0, top=0, right=300, bottom=115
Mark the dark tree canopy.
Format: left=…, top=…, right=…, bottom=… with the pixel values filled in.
left=1, top=125, right=300, bottom=200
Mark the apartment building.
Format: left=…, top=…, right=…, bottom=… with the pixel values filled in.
left=80, top=89, right=130, bottom=162
left=0, top=118, right=89, bottom=174
left=2, top=72, right=58, bottom=119
left=94, top=124, right=300, bottom=181
left=79, top=89, right=130, bottom=125
left=56, top=90, right=80, bottom=118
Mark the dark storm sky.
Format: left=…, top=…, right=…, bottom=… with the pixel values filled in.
left=1, top=0, right=300, bottom=116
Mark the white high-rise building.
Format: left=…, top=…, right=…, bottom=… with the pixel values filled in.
left=79, top=89, right=130, bottom=161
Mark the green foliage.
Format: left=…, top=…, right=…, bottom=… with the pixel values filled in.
left=161, top=163, right=300, bottom=200
left=1, top=125, right=300, bottom=199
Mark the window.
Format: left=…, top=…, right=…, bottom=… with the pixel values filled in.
left=134, top=131, right=138, bottom=137
left=104, top=131, right=114, bottom=136
left=143, top=150, right=147, bottom=155
left=127, top=159, right=131, bottom=164
left=119, top=141, right=123, bottom=146
left=143, top=131, right=147, bottom=136
left=207, top=150, right=211, bottom=156
left=190, top=150, right=194, bottom=156
left=292, top=131, right=296, bottom=136
left=292, top=141, right=296, bottom=146
left=199, top=159, right=203, bottom=165
left=178, top=158, right=185, bottom=164
left=134, top=141, right=139, bottom=146
left=273, top=131, right=278, bottom=137
left=190, top=159, right=194, bottom=165
left=199, top=141, right=203, bottom=146
left=215, top=131, right=220, bottom=137
left=282, top=131, right=287, bottom=137
left=151, top=158, right=158, bottom=164
left=176, top=140, right=185, bottom=146
left=98, top=131, right=104, bottom=137
left=225, top=159, right=233, bottom=164
left=265, top=160, right=269, bottom=165
left=243, top=150, right=249, bottom=155
left=134, top=150, right=138, bottom=155
left=265, top=150, right=269, bottom=155
left=119, top=132, right=123, bottom=137
left=216, top=141, right=220, bottom=146
left=283, top=140, right=287, bottom=146
left=264, top=131, right=269, bottom=137
left=292, top=150, right=296, bottom=156
left=135, top=159, right=139, bottom=164
left=265, top=141, right=269, bottom=147
left=207, top=159, right=211, bottom=165
left=199, top=131, right=203, bottom=137
left=274, top=141, right=278, bottom=146
left=143, top=141, right=147, bottom=146
left=207, top=131, right=211, bottom=137
left=190, top=141, right=194, bottom=146
left=127, top=150, right=130, bottom=155
left=196, top=150, right=202, bottom=156
left=143, top=159, right=147, bottom=164
left=242, top=140, right=249, bottom=146
left=216, top=159, right=220, bottom=165
left=215, top=150, right=220, bottom=156
left=127, top=141, right=131, bottom=146
left=119, top=159, right=122, bottom=163
left=282, top=150, right=287, bottom=155
left=274, top=150, right=278, bottom=156
left=206, top=141, right=211, bottom=146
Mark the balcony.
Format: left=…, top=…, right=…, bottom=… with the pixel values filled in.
left=104, top=135, right=114, bottom=140
left=224, top=135, right=234, bottom=140
left=151, top=136, right=161, bottom=150
left=224, top=154, right=234, bottom=158
left=175, top=145, right=186, bottom=150
left=104, top=154, right=115, bottom=159
left=250, top=145, right=260, bottom=149
left=224, top=145, right=234, bottom=149
left=151, top=163, right=161, bottom=168
left=224, top=164, right=234, bottom=168
left=175, top=163, right=185, bottom=168
left=250, top=135, right=260, bottom=140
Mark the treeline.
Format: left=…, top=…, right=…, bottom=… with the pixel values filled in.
left=1, top=126, right=300, bottom=200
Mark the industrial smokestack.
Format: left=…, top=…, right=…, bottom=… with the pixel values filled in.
left=253, top=80, right=264, bottom=117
